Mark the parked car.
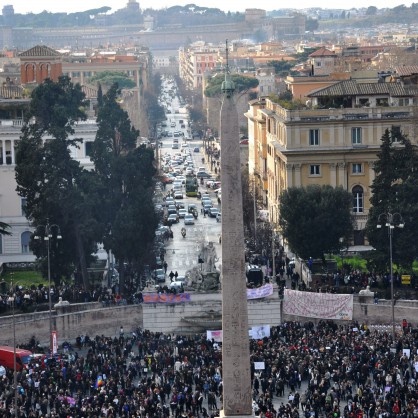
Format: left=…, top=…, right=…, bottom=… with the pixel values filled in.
left=178, top=209, right=187, bottom=218
left=153, top=269, right=165, bottom=283
left=196, top=171, right=211, bottom=178
left=167, top=214, right=179, bottom=224
left=184, top=214, right=195, bottom=225
left=208, top=207, right=219, bottom=218
left=167, top=205, right=177, bottom=215
left=201, top=198, right=212, bottom=206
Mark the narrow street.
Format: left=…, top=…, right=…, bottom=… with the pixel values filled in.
left=155, top=76, right=222, bottom=286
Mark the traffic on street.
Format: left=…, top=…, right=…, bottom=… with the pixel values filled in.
left=152, top=76, right=221, bottom=289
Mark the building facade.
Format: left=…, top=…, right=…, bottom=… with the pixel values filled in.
left=178, top=44, right=220, bottom=90
left=246, top=79, right=418, bottom=245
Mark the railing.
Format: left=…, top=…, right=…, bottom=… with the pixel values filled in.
left=0, top=119, right=24, bottom=128
left=265, top=99, right=414, bottom=123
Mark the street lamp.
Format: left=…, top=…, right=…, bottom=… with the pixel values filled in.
left=339, top=237, right=345, bottom=275
left=34, top=219, right=62, bottom=354
left=377, top=212, right=404, bottom=339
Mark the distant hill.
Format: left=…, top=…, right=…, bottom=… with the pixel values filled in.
left=0, top=4, right=244, bottom=28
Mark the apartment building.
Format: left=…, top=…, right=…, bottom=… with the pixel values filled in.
left=246, top=78, right=418, bottom=245
left=0, top=97, right=98, bottom=262
left=0, top=46, right=99, bottom=263
left=178, top=44, right=220, bottom=90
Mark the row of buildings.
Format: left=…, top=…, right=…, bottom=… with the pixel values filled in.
left=246, top=68, right=418, bottom=246
left=176, top=37, right=418, bottom=248
left=0, top=44, right=153, bottom=263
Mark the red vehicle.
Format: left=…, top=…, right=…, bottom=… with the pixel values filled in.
left=0, top=346, right=32, bottom=371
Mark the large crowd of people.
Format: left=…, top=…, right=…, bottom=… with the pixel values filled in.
left=0, top=320, right=416, bottom=417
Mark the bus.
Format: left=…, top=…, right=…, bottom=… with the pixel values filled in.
left=185, top=175, right=198, bottom=197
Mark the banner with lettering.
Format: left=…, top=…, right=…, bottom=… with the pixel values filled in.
left=283, top=289, right=353, bottom=320
left=143, top=293, right=191, bottom=303
left=247, top=283, right=274, bottom=300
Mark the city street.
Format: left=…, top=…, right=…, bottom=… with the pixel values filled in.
left=155, top=76, right=222, bottom=286
left=161, top=142, right=222, bottom=282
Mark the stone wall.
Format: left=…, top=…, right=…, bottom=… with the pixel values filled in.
left=2, top=293, right=418, bottom=347
left=0, top=303, right=143, bottom=346
left=141, top=292, right=282, bottom=334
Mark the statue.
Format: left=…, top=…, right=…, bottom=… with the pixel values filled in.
left=54, top=297, right=70, bottom=308
left=201, top=241, right=218, bottom=273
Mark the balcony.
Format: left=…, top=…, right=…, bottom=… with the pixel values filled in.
left=265, top=99, right=414, bottom=123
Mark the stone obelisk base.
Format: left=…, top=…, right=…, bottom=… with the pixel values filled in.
left=220, top=412, right=256, bottom=418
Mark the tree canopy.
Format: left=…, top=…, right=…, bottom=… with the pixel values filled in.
left=91, top=83, right=158, bottom=289
left=15, top=76, right=98, bottom=288
left=89, top=72, right=136, bottom=89
left=15, top=78, right=158, bottom=291
left=204, top=74, right=258, bottom=97
left=279, top=185, right=353, bottom=261
left=0, top=222, right=11, bottom=236
left=365, top=128, right=418, bottom=271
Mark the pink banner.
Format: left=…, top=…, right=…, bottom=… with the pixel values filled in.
left=283, top=289, right=353, bottom=320
left=143, top=293, right=190, bottom=303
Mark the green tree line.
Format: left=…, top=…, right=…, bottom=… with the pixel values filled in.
left=15, top=77, right=158, bottom=290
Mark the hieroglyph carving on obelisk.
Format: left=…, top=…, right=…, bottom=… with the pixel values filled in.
left=220, top=40, right=253, bottom=417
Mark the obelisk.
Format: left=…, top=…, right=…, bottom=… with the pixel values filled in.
left=220, top=41, right=253, bottom=417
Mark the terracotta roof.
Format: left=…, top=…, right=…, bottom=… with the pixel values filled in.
left=19, top=45, right=61, bottom=58
left=395, top=66, right=418, bottom=77
left=309, top=47, right=336, bottom=57
left=308, top=80, right=418, bottom=97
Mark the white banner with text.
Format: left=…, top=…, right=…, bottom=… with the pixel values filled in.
left=283, top=289, right=353, bottom=320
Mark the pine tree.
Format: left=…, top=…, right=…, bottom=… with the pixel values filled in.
left=15, top=76, right=99, bottom=289
left=365, top=128, right=418, bottom=270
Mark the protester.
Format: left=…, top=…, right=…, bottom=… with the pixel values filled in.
left=0, top=319, right=416, bottom=417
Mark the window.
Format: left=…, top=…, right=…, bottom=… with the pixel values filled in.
left=21, top=231, right=31, bottom=254
left=352, top=163, right=363, bottom=174
left=392, top=125, right=401, bottom=142
left=21, top=198, right=27, bottom=217
left=352, top=186, right=364, bottom=213
left=376, top=98, right=388, bottom=106
left=0, top=236, right=2, bottom=254
left=85, top=141, right=93, bottom=157
left=310, top=164, right=320, bottom=176
left=352, top=127, right=362, bottom=144
left=309, top=129, right=320, bottom=146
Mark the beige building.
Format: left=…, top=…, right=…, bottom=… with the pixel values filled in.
left=246, top=79, right=418, bottom=245
left=0, top=101, right=98, bottom=262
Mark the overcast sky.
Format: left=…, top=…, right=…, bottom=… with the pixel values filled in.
left=6, top=0, right=412, bottom=14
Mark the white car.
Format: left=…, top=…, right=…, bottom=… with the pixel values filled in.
left=184, top=214, right=195, bottom=225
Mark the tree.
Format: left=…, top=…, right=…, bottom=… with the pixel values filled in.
left=305, top=17, right=319, bottom=31
left=204, top=74, right=258, bottom=98
left=89, top=71, right=136, bottom=89
left=267, top=60, right=295, bottom=77
left=279, top=185, right=353, bottom=261
left=366, top=6, right=378, bottom=15
left=91, top=83, right=159, bottom=290
left=0, top=221, right=11, bottom=236
left=15, top=76, right=99, bottom=289
left=365, top=128, right=418, bottom=270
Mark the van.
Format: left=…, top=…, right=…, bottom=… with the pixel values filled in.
left=0, top=346, right=32, bottom=371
